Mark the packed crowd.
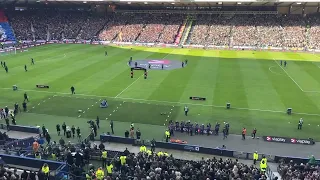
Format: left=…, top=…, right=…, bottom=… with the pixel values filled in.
left=255, top=15, right=283, bottom=47
left=189, top=15, right=210, bottom=45
left=308, top=15, right=320, bottom=49
left=280, top=15, right=306, bottom=48
left=6, top=10, right=320, bottom=48
left=278, top=158, right=320, bottom=180
left=101, top=151, right=267, bottom=180
left=8, top=10, right=106, bottom=41
left=136, top=14, right=168, bottom=43
left=206, top=16, right=232, bottom=46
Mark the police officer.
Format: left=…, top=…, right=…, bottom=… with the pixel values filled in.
left=253, top=151, right=259, bottom=165
left=260, top=159, right=267, bottom=173
left=106, top=162, right=113, bottom=176
left=139, top=144, right=146, bottom=153
left=101, top=149, right=107, bottom=168
left=165, top=129, right=170, bottom=142
left=261, top=156, right=267, bottom=165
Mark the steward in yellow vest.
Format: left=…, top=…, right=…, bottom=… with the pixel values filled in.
left=140, top=145, right=147, bottom=152
left=253, top=151, right=258, bottom=165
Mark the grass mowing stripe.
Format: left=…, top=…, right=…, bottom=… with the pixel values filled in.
left=274, top=59, right=304, bottom=92
left=115, top=75, right=143, bottom=98
left=3, top=87, right=320, bottom=117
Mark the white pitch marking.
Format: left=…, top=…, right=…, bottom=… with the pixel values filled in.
left=308, top=124, right=311, bottom=125
left=87, top=108, right=90, bottom=110
left=115, top=75, right=143, bottom=98
left=83, top=111, right=85, bottom=113
left=78, top=115, right=81, bottom=118
left=3, top=87, right=320, bottom=117
left=113, top=110, right=115, bottom=112
left=48, top=98, right=50, bottom=100
left=32, top=107, right=35, bottom=109
left=38, top=103, right=40, bottom=105
left=274, top=59, right=304, bottom=92
left=43, top=100, right=46, bottom=102
left=106, top=118, right=108, bottom=120
left=92, top=105, right=94, bottom=106
left=268, top=66, right=284, bottom=76
left=109, top=114, right=112, bottom=116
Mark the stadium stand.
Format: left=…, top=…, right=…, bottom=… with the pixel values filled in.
left=7, top=10, right=320, bottom=50
left=308, top=15, right=320, bottom=50
left=0, top=10, right=16, bottom=41
left=278, top=159, right=320, bottom=180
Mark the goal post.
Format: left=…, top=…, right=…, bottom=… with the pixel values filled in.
left=0, top=47, right=16, bottom=56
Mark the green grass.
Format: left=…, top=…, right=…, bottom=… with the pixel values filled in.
left=2, top=44, right=320, bottom=141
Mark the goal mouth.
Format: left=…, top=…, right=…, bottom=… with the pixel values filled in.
left=0, top=47, right=17, bottom=56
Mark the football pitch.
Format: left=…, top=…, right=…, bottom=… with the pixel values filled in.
left=2, top=44, right=320, bottom=142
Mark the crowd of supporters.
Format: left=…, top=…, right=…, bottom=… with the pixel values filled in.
left=20, top=139, right=267, bottom=180
left=5, top=10, right=320, bottom=49
left=308, top=15, right=320, bottom=49
left=278, top=158, right=319, bottom=180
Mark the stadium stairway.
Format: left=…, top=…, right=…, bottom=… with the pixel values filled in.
left=179, top=19, right=193, bottom=46
left=174, top=19, right=187, bottom=44
left=267, top=163, right=282, bottom=180
left=185, top=18, right=196, bottom=44
left=0, top=10, right=16, bottom=41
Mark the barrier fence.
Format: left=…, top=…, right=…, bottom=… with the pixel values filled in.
left=100, top=134, right=320, bottom=165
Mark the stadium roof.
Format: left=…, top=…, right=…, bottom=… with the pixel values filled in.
left=2, top=0, right=320, bottom=7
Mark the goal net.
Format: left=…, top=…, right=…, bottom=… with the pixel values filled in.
left=0, top=47, right=16, bottom=56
